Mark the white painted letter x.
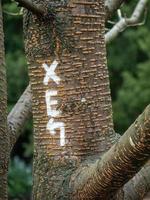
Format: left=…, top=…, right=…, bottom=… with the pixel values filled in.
left=42, top=60, right=60, bottom=85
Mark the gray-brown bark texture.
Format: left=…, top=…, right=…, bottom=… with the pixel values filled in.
left=71, top=105, right=150, bottom=199
left=123, top=162, right=150, bottom=200
left=0, top=1, right=9, bottom=199
left=23, top=0, right=150, bottom=199
left=9, top=0, right=129, bottom=144
left=24, top=0, right=117, bottom=199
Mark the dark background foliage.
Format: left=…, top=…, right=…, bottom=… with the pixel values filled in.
left=2, top=0, right=150, bottom=199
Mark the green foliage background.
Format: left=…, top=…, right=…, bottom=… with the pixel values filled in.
left=2, top=0, right=150, bottom=199
left=108, top=2, right=150, bottom=133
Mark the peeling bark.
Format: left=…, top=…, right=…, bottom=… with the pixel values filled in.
left=0, top=1, right=9, bottom=199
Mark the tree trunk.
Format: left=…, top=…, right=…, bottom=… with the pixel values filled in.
left=24, top=0, right=117, bottom=198
left=0, top=1, right=9, bottom=199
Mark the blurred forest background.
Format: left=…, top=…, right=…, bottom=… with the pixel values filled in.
left=2, top=0, right=150, bottom=199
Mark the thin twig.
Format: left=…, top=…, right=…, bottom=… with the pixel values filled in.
left=105, top=0, right=148, bottom=44
left=105, top=0, right=128, bottom=19
left=3, top=10, right=23, bottom=16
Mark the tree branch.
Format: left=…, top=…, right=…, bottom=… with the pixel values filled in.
left=14, top=0, right=128, bottom=19
left=105, top=0, right=148, bottom=44
left=8, top=85, right=32, bottom=150
left=15, top=0, right=45, bottom=16
left=71, top=105, right=150, bottom=199
left=105, top=0, right=127, bottom=19
left=122, top=162, right=150, bottom=199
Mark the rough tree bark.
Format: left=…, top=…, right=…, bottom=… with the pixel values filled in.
left=0, top=1, right=9, bottom=199
left=9, top=0, right=131, bottom=145
left=70, top=105, right=150, bottom=199
left=16, top=0, right=127, bottom=20
left=123, top=161, right=150, bottom=199
left=24, top=0, right=117, bottom=199
left=0, top=0, right=147, bottom=199
left=23, top=0, right=150, bottom=199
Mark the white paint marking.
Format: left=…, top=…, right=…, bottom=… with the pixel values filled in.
left=43, top=59, right=66, bottom=146
left=47, top=118, right=65, bottom=146
left=129, top=137, right=135, bottom=147
left=42, top=60, right=60, bottom=85
left=81, top=98, right=86, bottom=103
left=45, top=90, right=60, bottom=117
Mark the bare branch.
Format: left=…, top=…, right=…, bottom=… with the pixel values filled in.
left=129, top=0, right=148, bottom=23
left=3, top=9, right=23, bottom=16
left=14, top=0, right=130, bottom=20
left=105, top=0, right=148, bottom=44
left=15, top=0, right=45, bottom=16
left=122, top=162, right=150, bottom=199
left=105, top=0, right=127, bottom=19
left=71, top=105, right=150, bottom=199
left=8, top=85, right=32, bottom=150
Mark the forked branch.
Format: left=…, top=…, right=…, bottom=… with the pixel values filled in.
left=105, top=0, right=129, bottom=19
left=105, top=0, right=148, bottom=43
left=71, top=105, right=150, bottom=199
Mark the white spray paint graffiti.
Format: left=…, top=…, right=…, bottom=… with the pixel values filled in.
left=42, top=60, right=61, bottom=85
left=45, top=90, right=60, bottom=117
left=42, top=60, right=65, bottom=146
left=46, top=119, right=65, bottom=146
